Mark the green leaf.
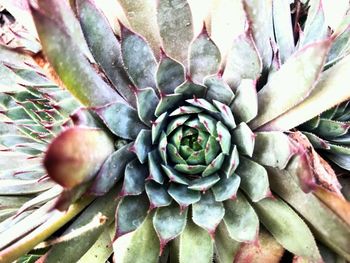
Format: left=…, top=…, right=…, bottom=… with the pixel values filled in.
left=44, top=127, right=114, bottom=189
left=188, top=174, right=220, bottom=191
left=95, top=102, right=147, bottom=140
left=250, top=39, right=332, bottom=130
left=155, top=94, right=183, bottom=117
left=152, top=112, right=168, bottom=143
left=261, top=54, right=350, bottom=131
left=223, top=192, right=259, bottom=242
left=230, top=79, right=258, bottom=124
left=242, top=0, right=273, bottom=69
left=212, top=100, right=236, bottom=130
left=157, top=50, right=185, bottom=95
left=205, top=76, right=235, bottom=105
left=231, top=122, right=255, bottom=157
left=31, top=7, right=121, bottom=107
left=253, top=197, right=322, bottom=261
left=179, top=219, right=213, bottom=263
left=192, top=191, right=224, bottom=234
left=117, top=0, right=161, bottom=57
left=216, top=121, right=231, bottom=154
left=135, top=87, right=159, bottom=125
left=43, top=189, right=119, bottom=263
left=116, top=194, right=149, bottom=237
left=153, top=203, right=187, bottom=251
left=133, top=129, right=152, bottom=164
left=212, top=174, right=241, bottom=202
left=189, top=26, right=221, bottom=83
left=236, top=156, right=270, bottom=202
left=122, top=213, right=160, bottom=263
left=221, top=145, right=240, bottom=178
left=299, top=1, right=328, bottom=47
left=162, top=165, right=189, bottom=185
left=168, top=184, right=200, bottom=209
left=223, top=31, right=262, bottom=89
left=37, top=0, right=92, bottom=59
left=90, top=143, right=134, bottom=195
left=121, top=24, right=157, bottom=89
left=175, top=80, right=207, bottom=99
left=157, top=0, right=194, bottom=64
left=253, top=132, right=296, bottom=169
left=75, top=0, right=136, bottom=107
left=202, top=153, right=225, bottom=176
left=272, top=0, right=294, bottom=63
left=121, top=159, right=147, bottom=196
left=145, top=181, right=172, bottom=209
left=267, top=167, right=350, bottom=260
left=148, top=150, right=165, bottom=184
left=214, top=222, right=240, bottom=263
left=313, top=119, right=350, bottom=139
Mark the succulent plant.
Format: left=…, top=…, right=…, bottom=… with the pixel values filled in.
left=300, top=100, right=350, bottom=171
left=0, top=0, right=350, bottom=262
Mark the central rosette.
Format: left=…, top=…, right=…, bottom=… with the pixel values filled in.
left=149, top=97, right=245, bottom=203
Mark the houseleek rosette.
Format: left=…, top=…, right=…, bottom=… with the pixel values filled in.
left=300, top=100, right=350, bottom=171
left=1, top=0, right=350, bottom=262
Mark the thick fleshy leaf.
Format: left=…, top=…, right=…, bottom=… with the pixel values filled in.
left=198, top=114, right=217, bottom=136
left=187, top=99, right=219, bottom=114
left=157, top=0, right=194, bottom=64
left=212, top=174, right=241, bottom=202
left=230, top=79, right=258, bottom=123
left=272, top=0, right=294, bottom=63
left=242, top=0, right=273, bottom=69
left=216, top=121, right=231, bottom=154
left=170, top=106, right=202, bottom=116
left=158, top=132, right=168, bottom=164
left=236, top=156, right=270, bottom=202
left=204, top=135, right=221, bottom=164
left=122, top=213, right=160, bottom=263
left=145, top=181, right=172, bottom=209
left=117, top=0, right=161, bottom=57
left=202, top=153, right=225, bottom=176
left=212, top=100, right=236, bottom=130
left=313, top=118, right=350, bottom=138
left=152, top=112, right=168, bottom=143
left=221, top=145, right=240, bottom=178
left=133, top=129, right=152, bottom=164
left=168, top=184, right=200, bottom=209
left=148, top=150, right=165, bottom=184
left=166, top=115, right=190, bottom=135
left=253, top=132, right=296, bottom=169
left=95, top=102, right=147, bottom=140
left=231, top=122, right=255, bottom=157
left=155, top=94, right=183, bottom=117
left=223, top=192, right=259, bottom=242
left=135, top=87, right=159, bottom=125
left=175, top=80, right=207, bottom=99
left=31, top=7, right=122, bottom=107
left=42, top=189, right=118, bottom=263
left=189, top=26, right=221, bottom=83
left=192, top=191, right=224, bottom=234
left=168, top=143, right=186, bottom=164
left=233, top=228, right=285, bottom=263
left=214, top=222, right=240, bottom=263
left=156, top=50, right=185, bottom=95
left=179, top=219, right=213, bottom=263
left=188, top=174, right=220, bottom=191
left=37, top=0, right=92, bottom=59
left=253, top=197, right=322, bottom=261
left=76, top=0, right=136, bottom=107
left=162, top=165, right=189, bottom=185
left=121, top=25, right=157, bottom=89
left=121, top=159, right=147, bottom=196
left=268, top=167, right=350, bottom=259
left=250, top=39, right=332, bottom=130
left=115, top=194, right=149, bottom=237
left=223, top=30, right=262, bottom=89
left=261, top=54, right=350, bottom=131
left=205, top=76, right=235, bottom=105
left=299, top=1, right=328, bottom=47
left=44, top=127, right=113, bottom=188
left=153, top=203, right=187, bottom=251
left=89, top=143, right=134, bottom=195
